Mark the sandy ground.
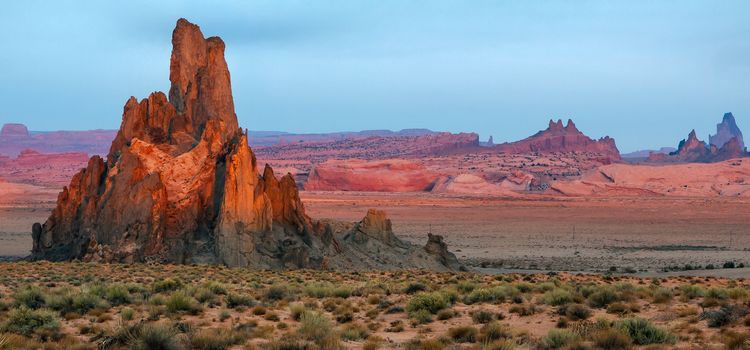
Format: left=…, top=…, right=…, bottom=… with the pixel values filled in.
left=301, top=191, right=750, bottom=276
left=2, top=190, right=749, bottom=277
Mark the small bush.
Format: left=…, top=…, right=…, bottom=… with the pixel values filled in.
left=614, top=318, right=676, bottom=345
left=105, top=284, right=132, bottom=306
left=652, top=288, right=673, bottom=303
left=1, top=307, right=60, bottom=336
left=165, top=291, right=202, bottom=315
left=13, top=286, right=46, bottom=309
left=120, top=307, right=135, bottom=321
left=465, top=286, right=514, bottom=304
left=191, top=328, right=245, bottom=350
left=436, top=308, right=455, bottom=320
left=562, top=303, right=592, bottom=321
left=410, top=309, right=433, bottom=324
left=226, top=293, right=255, bottom=309
left=127, top=323, right=182, bottom=350
left=471, top=309, right=495, bottom=324
left=588, top=288, right=618, bottom=308
left=541, top=289, right=574, bottom=306
left=591, top=329, right=632, bottom=350
left=298, top=311, right=334, bottom=342
left=406, top=292, right=448, bottom=314
left=448, top=326, right=478, bottom=343
left=340, top=323, right=369, bottom=341
left=404, top=282, right=428, bottom=294
left=541, top=329, right=579, bottom=349
left=265, top=285, right=288, bottom=301
left=723, top=331, right=750, bottom=350
left=701, top=305, right=749, bottom=328
left=479, top=321, right=513, bottom=341
left=152, top=278, right=183, bottom=293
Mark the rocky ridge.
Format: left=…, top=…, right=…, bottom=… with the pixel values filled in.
left=492, top=119, right=621, bottom=161
left=30, top=19, right=461, bottom=271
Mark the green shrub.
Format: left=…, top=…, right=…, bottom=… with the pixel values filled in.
left=127, top=323, right=182, bottom=350
left=614, top=318, right=676, bottom=345
left=265, top=285, right=288, bottom=301
left=587, top=288, right=618, bottom=308
left=226, top=293, right=255, bottom=309
left=121, top=307, right=135, bottom=321
left=13, top=286, right=46, bottom=309
left=298, top=311, right=334, bottom=342
left=289, top=303, right=307, bottom=321
left=404, top=282, right=428, bottom=294
left=45, top=290, right=105, bottom=315
left=340, top=323, right=369, bottom=341
left=410, top=309, right=433, bottom=324
left=479, top=321, right=513, bottom=341
left=679, top=285, right=704, bottom=299
left=105, top=284, right=132, bottom=306
left=471, top=309, right=495, bottom=324
left=465, top=285, right=515, bottom=304
left=707, top=288, right=730, bottom=300
left=1, top=307, right=60, bottom=336
left=541, top=289, right=574, bottom=306
left=541, top=329, right=579, bottom=349
left=448, top=326, right=478, bottom=343
left=652, top=288, right=673, bottom=303
left=406, top=292, right=449, bottom=314
left=165, top=291, right=202, bottom=315
left=152, top=278, right=183, bottom=293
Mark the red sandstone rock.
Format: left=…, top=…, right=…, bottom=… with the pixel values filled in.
left=493, top=119, right=621, bottom=161
left=31, top=19, right=461, bottom=271
left=648, top=129, right=747, bottom=163
left=305, top=159, right=442, bottom=192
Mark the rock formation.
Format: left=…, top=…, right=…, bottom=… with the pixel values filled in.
left=0, top=123, right=115, bottom=158
left=30, top=19, right=461, bottom=271
left=710, top=112, right=744, bottom=150
left=305, top=159, right=442, bottom=192
left=493, top=119, right=621, bottom=161
left=649, top=129, right=747, bottom=163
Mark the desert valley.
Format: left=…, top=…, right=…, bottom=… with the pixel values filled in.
left=1, top=6, right=750, bottom=350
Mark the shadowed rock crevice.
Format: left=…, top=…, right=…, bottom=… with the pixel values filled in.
left=30, top=18, right=461, bottom=271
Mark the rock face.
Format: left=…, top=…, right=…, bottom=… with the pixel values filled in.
left=0, top=123, right=29, bottom=139
left=306, top=159, right=441, bottom=192
left=30, top=19, right=460, bottom=271
left=649, top=129, right=747, bottom=163
left=710, top=112, right=744, bottom=150
left=493, top=119, right=621, bottom=161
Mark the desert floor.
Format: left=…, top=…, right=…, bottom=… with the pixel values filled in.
left=2, top=191, right=749, bottom=276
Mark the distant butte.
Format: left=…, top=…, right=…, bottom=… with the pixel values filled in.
left=492, top=119, right=621, bottom=161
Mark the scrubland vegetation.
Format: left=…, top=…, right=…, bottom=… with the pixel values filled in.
left=0, top=262, right=748, bottom=349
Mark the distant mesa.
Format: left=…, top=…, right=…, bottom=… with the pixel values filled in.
left=29, top=18, right=461, bottom=271
left=0, top=123, right=29, bottom=138
left=492, top=119, right=621, bottom=161
left=621, top=147, right=676, bottom=159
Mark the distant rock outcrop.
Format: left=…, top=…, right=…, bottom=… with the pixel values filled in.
left=493, top=119, right=621, bottom=161
left=649, top=128, right=747, bottom=163
left=0, top=123, right=116, bottom=158
left=306, top=159, right=441, bottom=192
left=0, top=123, right=30, bottom=139
left=709, top=112, right=744, bottom=150
left=30, top=19, right=461, bottom=271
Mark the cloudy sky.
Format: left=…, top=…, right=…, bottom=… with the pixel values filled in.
left=1, top=1, right=748, bottom=152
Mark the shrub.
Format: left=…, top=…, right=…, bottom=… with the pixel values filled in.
left=701, top=305, right=749, bottom=328
left=298, top=311, right=334, bottom=342
left=191, top=328, right=245, bottom=350
left=541, top=329, right=579, bottom=349
left=591, top=329, right=632, bottom=350
left=652, top=288, right=673, bottom=303
left=165, top=292, right=202, bottom=315
left=406, top=292, right=448, bottom=314
left=679, top=285, right=704, bottom=299
left=614, top=318, right=676, bottom=345
left=465, top=286, right=514, bottom=304
left=448, top=326, right=478, bottom=343
left=152, top=278, right=182, bottom=293
left=405, top=282, right=428, bottom=294
left=436, top=308, right=455, bottom=320
left=723, top=331, right=750, bottom=350
left=226, top=293, right=255, bottom=309
left=121, top=307, right=135, bottom=321
left=587, top=288, right=618, bottom=308
left=479, top=321, right=513, bottom=341
left=410, top=309, right=433, bottom=324
left=289, top=303, right=307, bottom=321
left=1, top=307, right=60, bottom=336
left=340, top=323, right=369, bottom=341
left=105, top=284, right=132, bottom=306
left=562, top=303, right=592, bottom=321
left=541, top=289, right=574, bottom=306
left=46, top=290, right=106, bottom=315
left=127, top=323, right=182, bottom=350
left=13, top=286, right=46, bottom=309
left=471, top=309, right=495, bottom=324
left=265, top=285, right=288, bottom=301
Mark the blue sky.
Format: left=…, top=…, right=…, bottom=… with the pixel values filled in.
left=1, top=1, right=748, bottom=152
